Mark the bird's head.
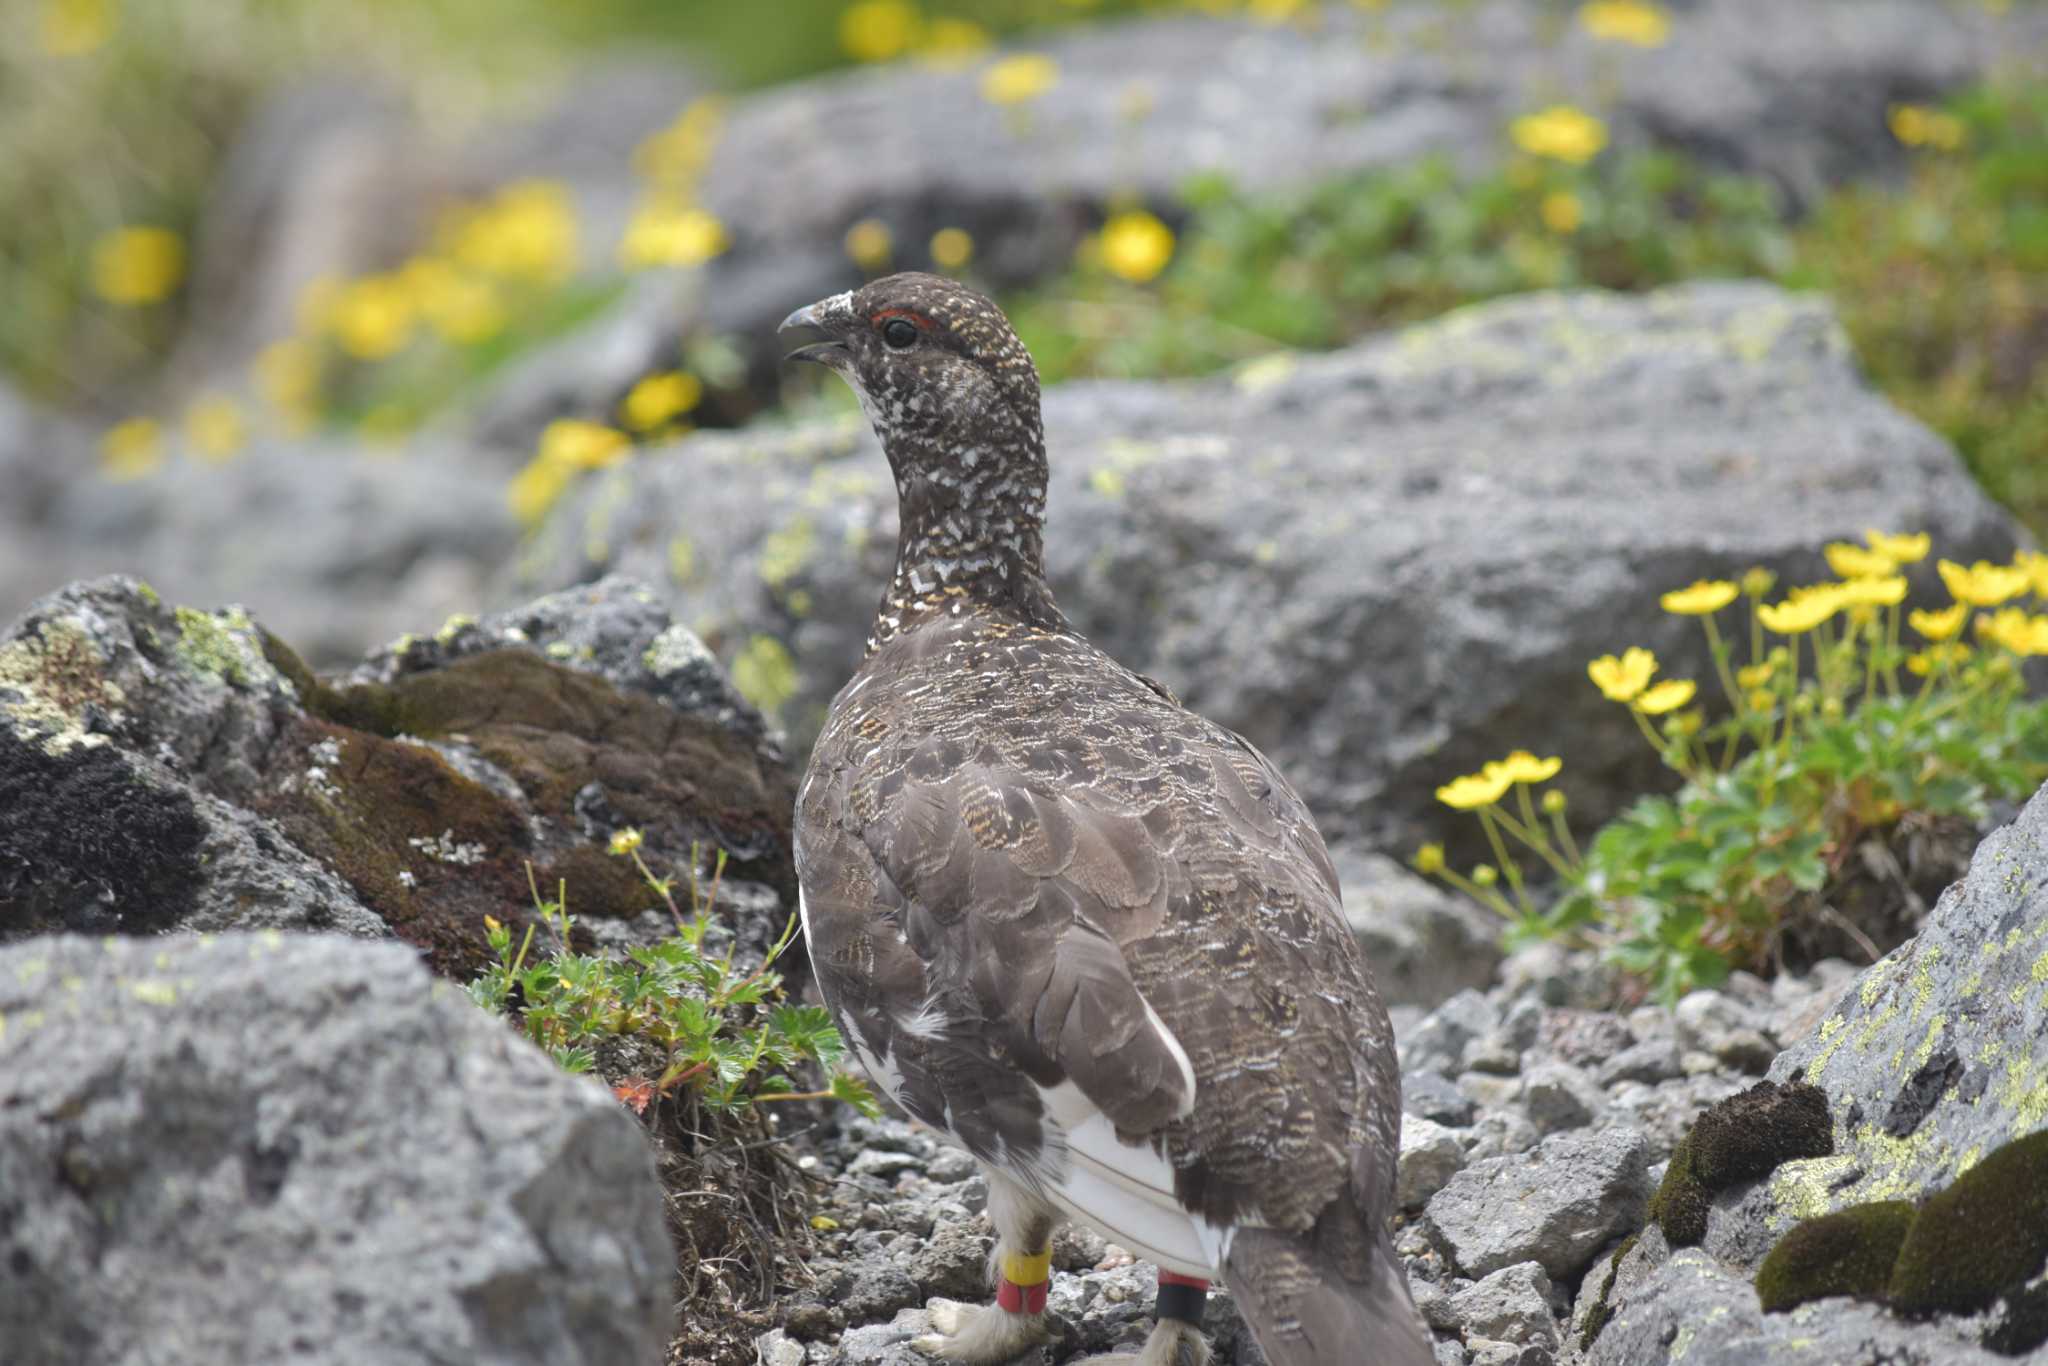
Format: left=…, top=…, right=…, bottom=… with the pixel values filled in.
left=779, top=272, right=1044, bottom=496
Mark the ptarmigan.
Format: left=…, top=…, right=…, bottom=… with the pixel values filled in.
left=782, top=273, right=1431, bottom=1366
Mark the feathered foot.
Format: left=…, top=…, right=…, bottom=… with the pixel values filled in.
left=912, top=1297, right=1055, bottom=1363
left=1075, top=1316, right=1212, bottom=1366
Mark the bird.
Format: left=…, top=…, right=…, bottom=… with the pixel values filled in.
left=782, top=272, right=1433, bottom=1366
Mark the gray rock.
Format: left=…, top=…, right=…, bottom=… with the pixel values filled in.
left=1340, top=849, right=1505, bottom=1009
left=1539, top=1011, right=1637, bottom=1069
left=26, top=437, right=519, bottom=671
left=1764, top=777, right=2048, bottom=1225
left=835, top=1307, right=931, bottom=1365
left=1450, top=1263, right=1561, bottom=1349
left=1463, top=1035, right=1526, bottom=1077
left=0, top=933, right=672, bottom=1365
left=518, top=284, right=2019, bottom=858
left=1596, top=1038, right=1684, bottom=1088
left=1399, top=1116, right=1471, bottom=1212
left=1673, top=989, right=1776, bottom=1074
left=755, top=1328, right=808, bottom=1366
left=1403, top=1069, right=1480, bottom=1128
left=1583, top=1249, right=2011, bottom=1366
left=1427, top=1127, right=1652, bottom=1280
left=1467, top=1339, right=1550, bottom=1366
left=1403, top=989, right=1503, bottom=1077
left=1519, top=1061, right=1604, bottom=1136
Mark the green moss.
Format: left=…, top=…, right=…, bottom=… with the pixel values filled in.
left=1889, top=1128, right=2048, bottom=1316
left=1577, top=1232, right=1638, bottom=1350
left=1652, top=1080, right=1834, bottom=1246
left=1755, top=1200, right=1916, bottom=1313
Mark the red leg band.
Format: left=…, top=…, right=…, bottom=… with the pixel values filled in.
left=1156, top=1271, right=1210, bottom=1326
left=995, top=1276, right=1049, bottom=1314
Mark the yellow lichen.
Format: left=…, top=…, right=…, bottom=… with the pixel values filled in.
left=1805, top=1013, right=1848, bottom=1085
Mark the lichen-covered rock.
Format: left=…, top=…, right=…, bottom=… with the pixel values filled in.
left=1646, top=1079, right=1832, bottom=1247
left=1765, top=778, right=2048, bottom=1229
left=518, top=284, right=2020, bottom=860
left=1582, top=1249, right=2013, bottom=1366
left=0, top=933, right=673, bottom=1365
left=0, top=575, right=795, bottom=976
left=1887, top=1128, right=2048, bottom=1319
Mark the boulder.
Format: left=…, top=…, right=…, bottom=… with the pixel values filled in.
left=1425, top=1126, right=1652, bottom=1281
left=0, top=575, right=795, bottom=975
left=469, top=0, right=2045, bottom=447
left=516, top=283, right=2020, bottom=855
left=0, top=932, right=673, bottom=1365
left=1574, top=777, right=2048, bottom=1362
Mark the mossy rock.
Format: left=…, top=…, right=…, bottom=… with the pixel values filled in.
left=1889, top=1128, right=2048, bottom=1317
left=1577, top=1231, right=1639, bottom=1350
left=1650, top=1079, right=1833, bottom=1246
left=1755, top=1200, right=1916, bottom=1313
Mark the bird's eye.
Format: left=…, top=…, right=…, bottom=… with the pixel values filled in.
left=882, top=318, right=919, bottom=350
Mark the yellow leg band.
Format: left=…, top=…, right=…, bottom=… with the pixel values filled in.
left=1000, top=1246, right=1052, bottom=1286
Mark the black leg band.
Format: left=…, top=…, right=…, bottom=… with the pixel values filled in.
left=1155, top=1279, right=1208, bottom=1326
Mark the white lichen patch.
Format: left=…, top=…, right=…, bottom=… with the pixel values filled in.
left=407, top=828, right=486, bottom=866
left=0, top=617, right=126, bottom=755
left=643, top=623, right=715, bottom=678
left=1771, top=1153, right=1863, bottom=1225
left=281, top=735, right=345, bottom=800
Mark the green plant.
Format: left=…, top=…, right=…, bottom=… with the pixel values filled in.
left=467, top=836, right=877, bottom=1118
left=1416, top=535, right=2048, bottom=1003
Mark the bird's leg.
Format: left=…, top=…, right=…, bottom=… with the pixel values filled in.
left=914, top=1167, right=1058, bottom=1364
left=1076, top=1272, right=1213, bottom=1366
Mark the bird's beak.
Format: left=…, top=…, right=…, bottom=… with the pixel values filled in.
left=779, top=297, right=851, bottom=366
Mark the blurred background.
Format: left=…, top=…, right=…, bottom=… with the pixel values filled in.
left=1, top=0, right=2043, bottom=677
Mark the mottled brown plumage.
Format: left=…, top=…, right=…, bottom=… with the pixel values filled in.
left=782, top=273, right=1429, bottom=1366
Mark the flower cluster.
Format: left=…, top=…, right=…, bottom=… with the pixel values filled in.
left=1416, top=530, right=2048, bottom=1001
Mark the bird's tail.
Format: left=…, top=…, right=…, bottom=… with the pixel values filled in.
left=1222, top=1219, right=1433, bottom=1366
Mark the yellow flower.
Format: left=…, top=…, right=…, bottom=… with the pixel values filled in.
left=981, top=54, right=1059, bottom=106
left=2015, top=550, right=2048, bottom=597
left=1577, top=0, right=1669, bottom=46
left=184, top=394, right=247, bottom=462
left=1837, top=575, right=1908, bottom=608
left=621, top=372, right=702, bottom=432
left=1539, top=190, right=1582, bottom=234
left=844, top=217, right=894, bottom=272
left=41, top=0, right=112, bottom=56
left=634, top=98, right=726, bottom=185
left=332, top=275, right=416, bottom=360
left=930, top=227, right=974, bottom=270
left=1249, top=0, right=1309, bottom=20
left=1823, top=541, right=1896, bottom=580
left=1888, top=104, right=1966, bottom=152
left=403, top=257, right=507, bottom=345
left=918, top=17, right=992, bottom=68
left=1864, top=529, right=1930, bottom=564
left=100, top=417, right=163, bottom=481
left=538, top=418, right=630, bottom=471
left=1747, top=688, right=1775, bottom=712
left=1436, top=768, right=1513, bottom=810
left=91, top=226, right=185, bottom=306
left=483, top=915, right=503, bottom=933
left=608, top=828, right=644, bottom=856
left=1493, top=750, right=1563, bottom=784
left=1979, top=608, right=2048, bottom=657
left=1509, top=106, right=1609, bottom=164
left=508, top=458, right=572, bottom=527
left=1413, top=842, right=1446, bottom=875
left=1099, top=210, right=1175, bottom=283
left=1741, top=566, right=1777, bottom=599
left=1471, top=864, right=1499, bottom=887
left=1736, top=662, right=1775, bottom=688
left=618, top=203, right=727, bottom=269
left=1659, top=579, right=1738, bottom=616
left=1634, top=678, right=1697, bottom=715
left=1540, top=789, right=1568, bottom=815
left=840, top=0, right=921, bottom=62
left=1906, top=642, right=1970, bottom=676
left=1758, top=584, right=1846, bottom=634
left=450, top=181, right=579, bottom=283
left=1588, top=646, right=1658, bottom=701
left=1908, top=603, right=1968, bottom=641
left=1938, top=558, right=2028, bottom=607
